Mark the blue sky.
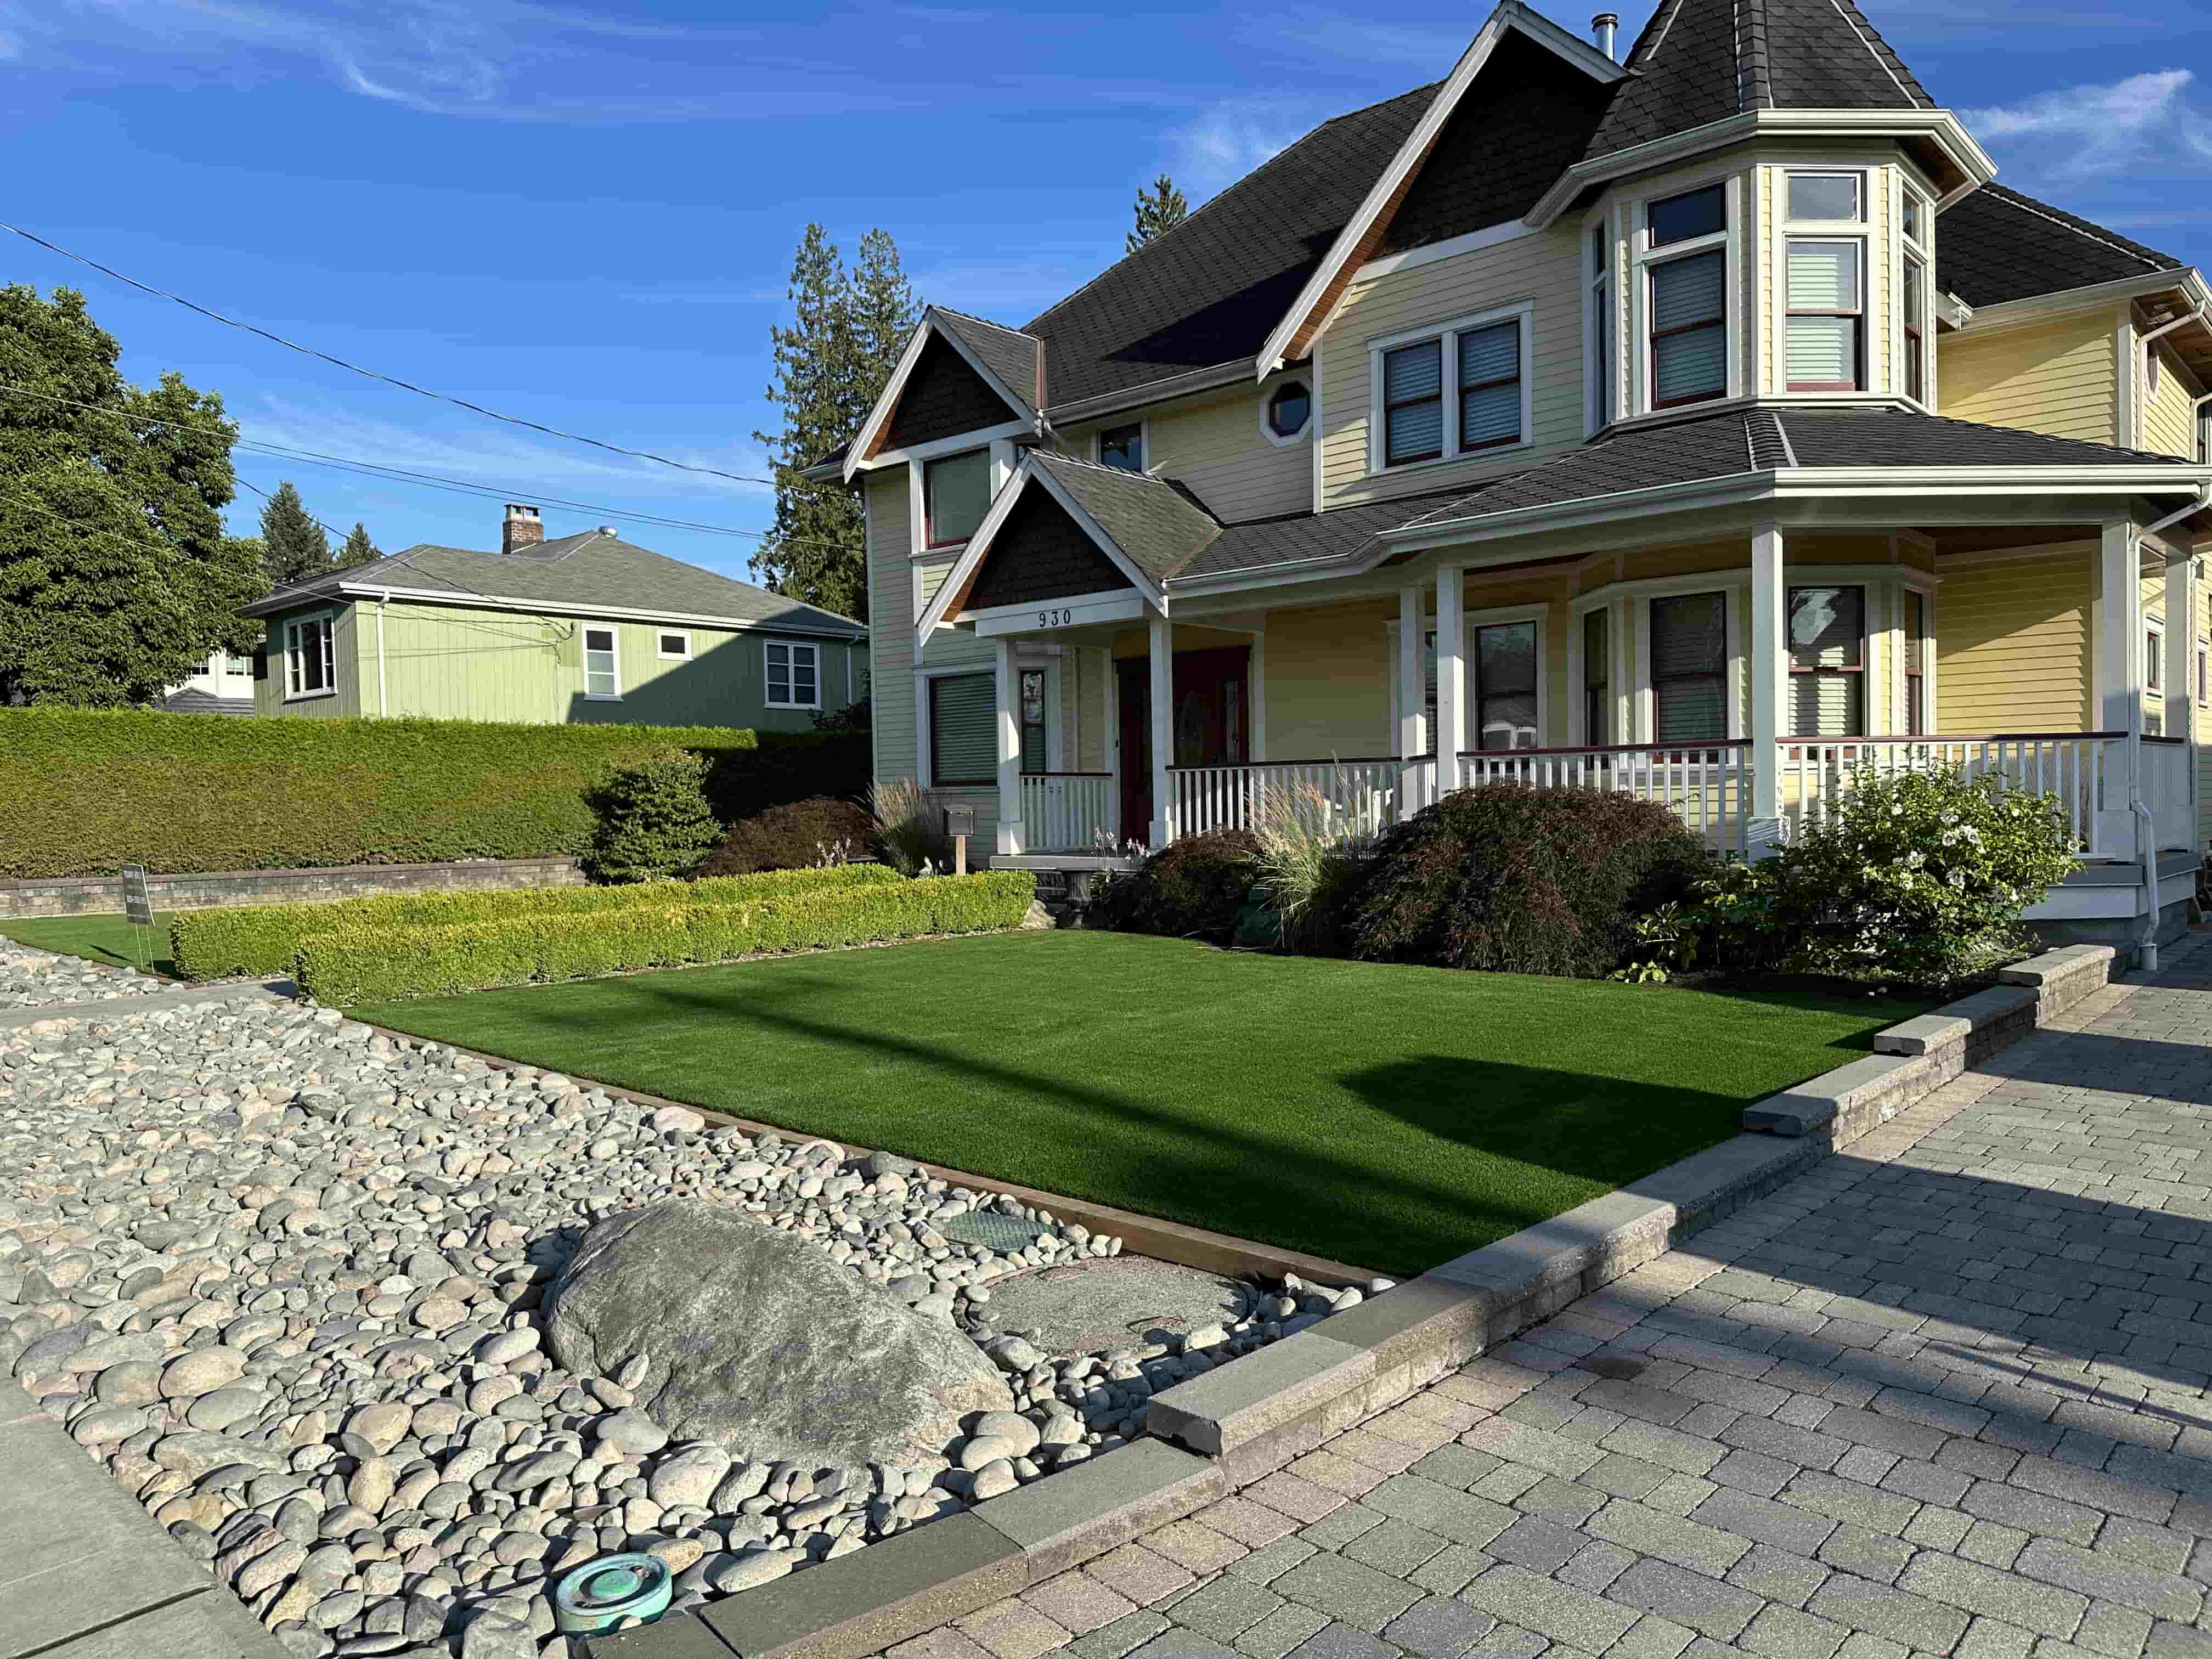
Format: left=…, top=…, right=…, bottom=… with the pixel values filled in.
left=2, top=0, right=2207, bottom=590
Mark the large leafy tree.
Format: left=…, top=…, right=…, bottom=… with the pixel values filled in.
left=258, top=480, right=329, bottom=585
left=0, top=285, right=267, bottom=707
left=1127, top=174, right=1190, bottom=253
left=751, top=224, right=917, bottom=624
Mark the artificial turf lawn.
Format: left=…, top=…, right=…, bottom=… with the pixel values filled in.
left=354, top=930, right=1927, bottom=1276
left=0, top=911, right=179, bottom=977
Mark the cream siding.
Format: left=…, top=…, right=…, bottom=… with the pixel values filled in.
left=1317, top=222, right=1585, bottom=510
left=1937, top=312, right=2119, bottom=444
left=1934, top=553, right=2094, bottom=733
left=1059, top=370, right=1313, bottom=523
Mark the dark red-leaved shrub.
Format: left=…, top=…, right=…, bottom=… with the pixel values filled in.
left=1344, top=785, right=1709, bottom=978
left=695, top=795, right=879, bottom=877
left=1087, top=828, right=1260, bottom=943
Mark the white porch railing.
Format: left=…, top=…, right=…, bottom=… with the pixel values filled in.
left=1779, top=733, right=2123, bottom=855
left=2145, top=737, right=2196, bottom=855
left=1018, top=772, right=1118, bottom=854
left=1170, top=758, right=1433, bottom=839
left=1461, top=743, right=1752, bottom=859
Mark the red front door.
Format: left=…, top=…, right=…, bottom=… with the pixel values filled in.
left=1118, top=647, right=1251, bottom=847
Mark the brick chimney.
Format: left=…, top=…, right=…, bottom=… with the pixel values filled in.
left=502, top=503, right=544, bottom=555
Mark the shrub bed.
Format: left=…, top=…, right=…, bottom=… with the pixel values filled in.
left=171, top=863, right=901, bottom=980
left=1086, top=829, right=1260, bottom=943
left=0, top=708, right=868, bottom=878
left=1345, top=785, right=1709, bottom=978
left=698, top=797, right=880, bottom=876
left=297, top=871, right=1036, bottom=1003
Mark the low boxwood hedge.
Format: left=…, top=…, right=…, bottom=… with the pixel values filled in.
left=296, top=871, right=1037, bottom=1003
left=0, top=708, right=868, bottom=879
left=171, top=862, right=902, bottom=980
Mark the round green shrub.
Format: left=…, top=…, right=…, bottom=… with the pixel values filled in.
left=585, top=748, right=722, bottom=884
left=1087, top=828, right=1261, bottom=943
left=1344, top=785, right=1710, bottom=978
left=696, top=796, right=880, bottom=877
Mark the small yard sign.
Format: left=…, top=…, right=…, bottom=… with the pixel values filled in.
left=120, top=865, right=154, bottom=928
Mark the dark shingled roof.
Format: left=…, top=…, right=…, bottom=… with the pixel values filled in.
left=1175, top=485, right=1483, bottom=581
left=160, top=689, right=256, bottom=718
left=241, top=529, right=867, bottom=638
left=931, top=307, right=1043, bottom=416
left=1583, top=0, right=1928, bottom=163
left=1937, top=184, right=2186, bottom=309
left=1026, top=453, right=1221, bottom=585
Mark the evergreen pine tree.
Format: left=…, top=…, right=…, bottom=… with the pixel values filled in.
left=337, top=522, right=380, bottom=570
left=751, top=224, right=916, bottom=625
left=258, top=481, right=329, bottom=585
left=1127, top=175, right=1190, bottom=253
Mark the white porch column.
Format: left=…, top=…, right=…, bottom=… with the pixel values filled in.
left=1398, top=585, right=1425, bottom=807
left=1749, top=521, right=1787, bottom=824
left=995, top=637, right=1023, bottom=857
left=1435, top=567, right=1466, bottom=793
left=2097, top=520, right=2143, bottom=860
left=1148, top=611, right=1174, bottom=849
left=2163, top=550, right=2194, bottom=743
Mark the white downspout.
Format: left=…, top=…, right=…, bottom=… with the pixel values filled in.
left=375, top=591, right=390, bottom=718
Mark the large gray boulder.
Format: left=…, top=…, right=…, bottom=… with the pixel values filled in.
left=545, top=1200, right=1013, bottom=1466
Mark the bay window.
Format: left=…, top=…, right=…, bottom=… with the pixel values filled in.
left=1904, top=590, right=1927, bottom=735
left=924, top=449, right=992, bottom=548
left=1651, top=592, right=1727, bottom=741
left=1903, top=186, right=1933, bottom=404
left=1583, top=609, right=1610, bottom=745
left=1782, top=171, right=1867, bottom=394
left=1787, top=585, right=1865, bottom=737
left=1642, top=184, right=1730, bottom=411
left=1373, top=306, right=1530, bottom=471
left=1589, top=223, right=1613, bottom=430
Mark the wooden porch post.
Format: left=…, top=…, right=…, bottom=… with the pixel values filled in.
left=1750, top=521, right=1786, bottom=824
left=1435, top=567, right=1466, bottom=793
left=1148, top=611, right=1174, bottom=849
left=2097, top=520, right=2143, bottom=860
left=995, top=637, right=1023, bottom=857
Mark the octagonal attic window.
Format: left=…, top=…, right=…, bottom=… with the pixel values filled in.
left=1266, top=381, right=1311, bottom=441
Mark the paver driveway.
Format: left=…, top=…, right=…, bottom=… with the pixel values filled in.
left=895, top=936, right=2212, bottom=1659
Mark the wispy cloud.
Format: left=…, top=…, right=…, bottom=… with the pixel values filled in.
left=1965, top=69, right=2212, bottom=180
left=1171, top=100, right=1312, bottom=194
left=1234, top=9, right=1468, bottom=70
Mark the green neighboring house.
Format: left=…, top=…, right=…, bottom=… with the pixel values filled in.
left=238, top=506, right=867, bottom=729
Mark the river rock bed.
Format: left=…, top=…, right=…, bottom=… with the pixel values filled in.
left=0, top=987, right=1374, bottom=1657
left=0, top=940, right=168, bottom=1008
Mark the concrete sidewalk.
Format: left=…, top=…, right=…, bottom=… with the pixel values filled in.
left=885, top=935, right=2212, bottom=1659
left=0, top=1385, right=287, bottom=1658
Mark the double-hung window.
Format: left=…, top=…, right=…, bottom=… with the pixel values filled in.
left=924, top=449, right=992, bottom=548
left=1583, top=610, right=1610, bottom=746
left=766, top=641, right=820, bottom=709
left=1589, top=224, right=1613, bottom=430
left=1902, top=187, right=1933, bottom=404
left=2146, top=625, right=2164, bottom=736
left=1651, top=592, right=1727, bottom=741
left=1473, top=622, right=1538, bottom=751
left=1784, top=172, right=1867, bottom=394
left=1642, top=184, right=1730, bottom=411
left=582, top=627, right=619, bottom=699
left=284, top=616, right=335, bottom=699
left=928, top=672, right=995, bottom=786
left=1375, top=307, right=1528, bottom=470
left=1787, top=585, right=1866, bottom=738
left=1904, top=590, right=1928, bottom=736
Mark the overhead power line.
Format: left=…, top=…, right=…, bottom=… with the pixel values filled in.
left=0, top=221, right=847, bottom=494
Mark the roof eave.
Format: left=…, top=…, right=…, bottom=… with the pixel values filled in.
left=241, top=581, right=866, bottom=637
left=1959, top=268, right=2210, bottom=335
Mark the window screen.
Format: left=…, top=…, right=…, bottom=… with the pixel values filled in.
left=1651, top=593, right=1727, bottom=741
left=930, top=673, right=996, bottom=786
left=1787, top=586, right=1864, bottom=737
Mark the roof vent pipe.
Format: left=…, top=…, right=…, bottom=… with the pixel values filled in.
left=1591, top=12, right=1618, bottom=59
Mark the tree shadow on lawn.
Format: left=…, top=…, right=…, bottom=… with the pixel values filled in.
left=523, top=973, right=1860, bottom=1276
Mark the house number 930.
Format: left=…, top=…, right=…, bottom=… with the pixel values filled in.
left=1035, top=607, right=1075, bottom=627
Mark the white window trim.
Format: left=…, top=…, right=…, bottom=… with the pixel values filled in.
left=1365, top=300, right=1537, bottom=477
left=1771, top=167, right=1872, bottom=402
left=2196, top=637, right=2209, bottom=709
left=1898, top=176, right=1936, bottom=411
left=1624, top=577, right=1745, bottom=746
left=1012, top=647, right=1067, bottom=772
left=907, top=438, right=1018, bottom=558
left=1093, top=418, right=1149, bottom=471
left=1583, top=204, right=1618, bottom=438
left=1630, top=171, right=1743, bottom=417
left=1780, top=235, right=1870, bottom=396
left=913, top=662, right=998, bottom=791
left=1386, top=602, right=1549, bottom=755
left=1260, top=379, right=1313, bottom=447
left=283, top=612, right=338, bottom=703
left=1566, top=592, right=1630, bottom=746
left=581, top=625, right=622, bottom=702
left=765, top=639, right=823, bottom=711
left=654, top=629, right=693, bottom=661
left=1782, top=169, right=1866, bottom=226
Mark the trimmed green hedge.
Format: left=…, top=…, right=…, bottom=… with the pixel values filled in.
left=171, top=862, right=901, bottom=981
left=297, top=871, right=1037, bottom=1003
left=0, top=708, right=869, bottom=879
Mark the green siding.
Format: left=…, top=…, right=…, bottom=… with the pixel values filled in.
left=257, top=597, right=864, bottom=729
left=255, top=604, right=365, bottom=719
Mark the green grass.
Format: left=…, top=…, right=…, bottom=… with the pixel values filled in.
left=353, top=932, right=1927, bottom=1276
left=0, top=911, right=179, bottom=977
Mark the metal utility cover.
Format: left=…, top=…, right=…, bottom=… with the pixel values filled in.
left=940, top=1210, right=1056, bottom=1252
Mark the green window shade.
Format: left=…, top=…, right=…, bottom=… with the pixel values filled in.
left=1651, top=592, right=1726, bottom=742
left=930, top=673, right=997, bottom=786
left=1458, top=321, right=1522, bottom=450
left=1384, top=341, right=1444, bottom=464
left=1651, top=252, right=1727, bottom=406
left=925, top=450, right=992, bottom=546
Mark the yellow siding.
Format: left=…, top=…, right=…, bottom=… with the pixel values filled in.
left=1317, top=222, right=1587, bottom=510
left=2142, top=336, right=2205, bottom=460
left=1938, top=312, right=2118, bottom=444
left=1059, top=369, right=1312, bottom=523
left=1935, top=554, right=2092, bottom=733
left=1262, top=600, right=1396, bottom=758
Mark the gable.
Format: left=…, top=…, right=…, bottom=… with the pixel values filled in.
left=1380, top=32, right=1616, bottom=256
left=965, top=488, right=1137, bottom=612
left=886, top=336, right=1025, bottom=451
